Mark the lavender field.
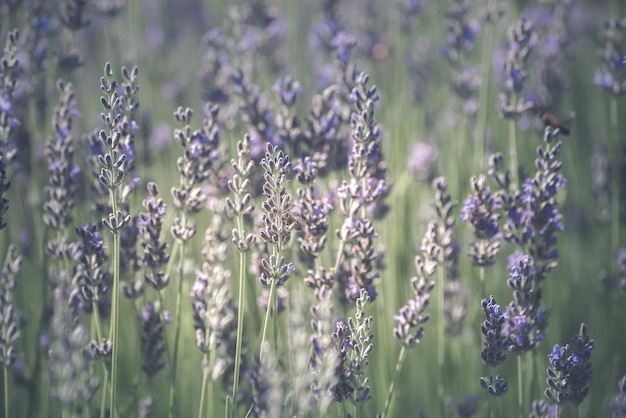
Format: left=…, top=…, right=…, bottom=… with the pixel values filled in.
left=1, top=0, right=626, bottom=417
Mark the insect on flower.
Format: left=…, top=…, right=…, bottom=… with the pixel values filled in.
left=537, top=110, right=570, bottom=136
left=282, top=212, right=306, bottom=231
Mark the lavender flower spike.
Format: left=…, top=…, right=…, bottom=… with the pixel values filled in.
left=479, top=296, right=510, bottom=397
left=545, top=323, right=593, bottom=406
left=0, top=245, right=22, bottom=367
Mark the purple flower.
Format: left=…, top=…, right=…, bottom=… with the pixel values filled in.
left=545, top=323, right=593, bottom=406
left=480, top=296, right=510, bottom=369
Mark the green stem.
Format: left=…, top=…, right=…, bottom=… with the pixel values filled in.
left=198, top=365, right=208, bottom=418
left=108, top=198, right=121, bottom=418
left=231, top=220, right=247, bottom=417
left=259, top=277, right=277, bottom=361
left=207, top=349, right=215, bottom=418
left=517, top=355, right=523, bottom=418
left=610, top=97, right=620, bottom=275
left=93, top=304, right=110, bottom=418
left=555, top=404, right=560, bottom=418
left=437, top=266, right=445, bottom=416
left=3, top=365, right=8, bottom=418
left=490, top=393, right=494, bottom=418
left=381, top=346, right=406, bottom=418
left=477, top=3, right=495, bottom=171
left=168, top=242, right=186, bottom=418
left=509, top=117, right=519, bottom=190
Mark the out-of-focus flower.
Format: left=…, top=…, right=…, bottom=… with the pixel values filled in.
left=408, top=141, right=438, bottom=181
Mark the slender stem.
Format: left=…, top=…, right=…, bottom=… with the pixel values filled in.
left=509, top=117, right=519, bottom=190
left=555, top=404, right=560, bottom=418
left=610, top=97, right=620, bottom=275
left=490, top=393, right=494, bottom=418
left=517, top=354, right=523, bottom=418
left=3, top=365, right=8, bottom=418
left=382, top=346, right=406, bottom=418
left=198, top=366, right=208, bottom=418
left=168, top=242, right=186, bottom=418
left=108, top=188, right=121, bottom=418
left=93, top=304, right=110, bottom=418
left=259, top=277, right=277, bottom=361
left=231, top=222, right=247, bottom=417
left=207, top=348, right=215, bottom=418
left=477, top=3, right=495, bottom=171
left=437, top=267, right=445, bottom=416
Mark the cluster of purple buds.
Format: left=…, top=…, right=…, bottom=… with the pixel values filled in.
left=503, top=254, right=547, bottom=353
left=440, top=0, right=479, bottom=67
left=226, top=135, right=256, bottom=253
left=460, top=174, right=501, bottom=267
left=274, top=76, right=304, bottom=151
left=524, top=0, right=573, bottom=111
left=258, top=143, right=295, bottom=287
left=70, top=223, right=110, bottom=311
left=170, top=104, right=221, bottom=242
left=135, top=182, right=170, bottom=293
left=231, top=69, right=276, bottom=158
left=293, top=157, right=333, bottom=264
left=545, top=323, right=593, bottom=406
left=479, top=296, right=509, bottom=397
left=393, top=273, right=434, bottom=348
left=593, top=18, right=626, bottom=96
left=498, top=17, right=537, bottom=119
left=331, top=289, right=373, bottom=406
left=394, top=220, right=439, bottom=347
left=303, top=85, right=349, bottom=176
left=43, top=80, right=81, bottom=232
left=94, top=63, right=134, bottom=235
left=432, top=178, right=467, bottom=334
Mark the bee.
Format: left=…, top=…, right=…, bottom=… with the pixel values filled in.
left=538, top=110, right=570, bottom=136
left=282, top=213, right=306, bottom=231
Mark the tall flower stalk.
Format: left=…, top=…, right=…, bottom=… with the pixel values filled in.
left=257, top=143, right=295, bottom=357
left=96, top=62, right=136, bottom=417
left=225, top=135, right=255, bottom=417
left=383, top=228, right=436, bottom=418
left=168, top=103, right=221, bottom=417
